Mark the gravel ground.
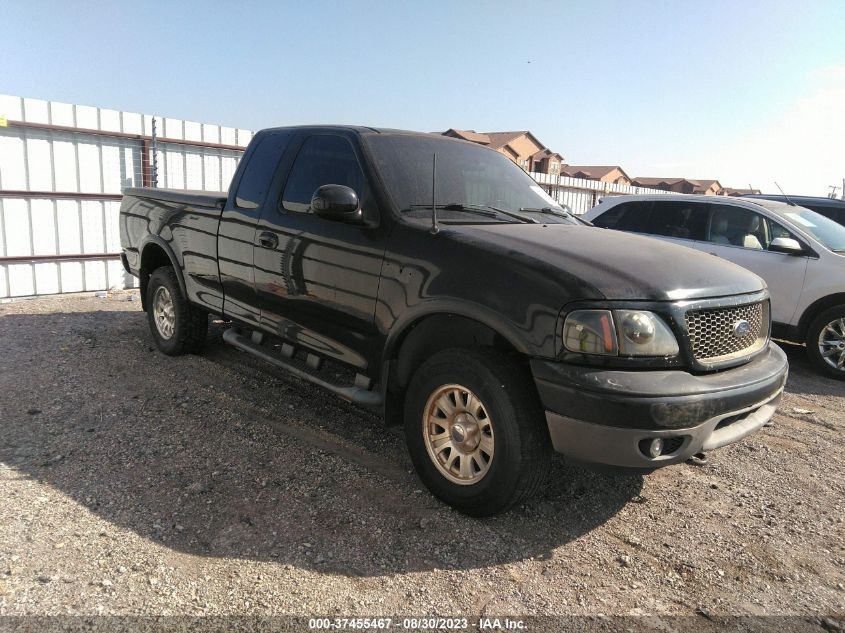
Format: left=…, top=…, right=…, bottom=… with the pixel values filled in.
left=0, top=292, right=843, bottom=627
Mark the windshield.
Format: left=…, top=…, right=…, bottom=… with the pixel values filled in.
left=364, top=134, right=576, bottom=224
left=752, top=199, right=845, bottom=252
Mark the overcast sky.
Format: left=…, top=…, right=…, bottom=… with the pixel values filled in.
left=2, top=0, right=843, bottom=196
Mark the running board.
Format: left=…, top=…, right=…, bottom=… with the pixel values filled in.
left=222, top=328, right=383, bottom=407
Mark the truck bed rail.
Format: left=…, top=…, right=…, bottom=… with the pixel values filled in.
left=123, top=187, right=228, bottom=209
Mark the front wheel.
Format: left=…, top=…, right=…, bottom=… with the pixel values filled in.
left=806, top=305, right=845, bottom=381
left=403, top=348, right=552, bottom=516
left=146, top=266, right=208, bottom=356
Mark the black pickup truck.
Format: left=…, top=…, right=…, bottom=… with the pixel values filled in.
left=120, top=126, right=788, bottom=516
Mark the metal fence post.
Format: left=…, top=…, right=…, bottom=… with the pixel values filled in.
left=151, top=117, right=159, bottom=187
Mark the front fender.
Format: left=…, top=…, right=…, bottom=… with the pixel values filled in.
left=382, top=298, right=539, bottom=361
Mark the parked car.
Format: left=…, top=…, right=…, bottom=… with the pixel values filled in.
left=585, top=194, right=845, bottom=379
left=743, top=194, right=845, bottom=227
left=120, top=127, right=787, bottom=516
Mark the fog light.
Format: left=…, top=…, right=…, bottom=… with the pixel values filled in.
left=648, top=438, right=664, bottom=458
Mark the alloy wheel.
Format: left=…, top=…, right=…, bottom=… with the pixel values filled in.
left=153, top=286, right=176, bottom=340
left=422, top=384, right=495, bottom=485
left=818, top=317, right=845, bottom=371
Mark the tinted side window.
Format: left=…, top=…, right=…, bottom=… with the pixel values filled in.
left=645, top=201, right=707, bottom=240
left=592, top=201, right=652, bottom=232
left=805, top=205, right=845, bottom=226
left=282, top=135, right=365, bottom=213
left=804, top=205, right=833, bottom=218
left=591, top=202, right=627, bottom=228
left=234, top=133, right=291, bottom=209
left=706, top=204, right=769, bottom=249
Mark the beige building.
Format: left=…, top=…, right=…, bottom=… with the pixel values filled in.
left=691, top=179, right=724, bottom=195
left=723, top=187, right=762, bottom=197
left=442, top=129, right=564, bottom=174
left=632, top=177, right=724, bottom=195
left=561, top=165, right=631, bottom=185
left=441, top=130, right=735, bottom=194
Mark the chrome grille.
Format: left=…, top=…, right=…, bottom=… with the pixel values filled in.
left=685, top=301, right=767, bottom=362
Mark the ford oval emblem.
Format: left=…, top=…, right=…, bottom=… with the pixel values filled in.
left=733, top=319, right=750, bottom=338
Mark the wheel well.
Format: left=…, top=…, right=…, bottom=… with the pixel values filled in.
left=797, top=293, right=845, bottom=340
left=139, top=244, right=175, bottom=311
left=390, top=314, right=523, bottom=392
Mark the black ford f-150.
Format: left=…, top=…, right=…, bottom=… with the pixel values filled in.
left=120, top=126, right=788, bottom=516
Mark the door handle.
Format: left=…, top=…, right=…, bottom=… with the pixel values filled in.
left=258, top=231, right=279, bottom=249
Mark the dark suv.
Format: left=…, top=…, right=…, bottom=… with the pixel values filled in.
left=745, top=194, right=845, bottom=227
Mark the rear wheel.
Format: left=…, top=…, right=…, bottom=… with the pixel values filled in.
left=806, top=305, right=845, bottom=381
left=404, top=348, right=552, bottom=516
left=146, top=266, right=208, bottom=356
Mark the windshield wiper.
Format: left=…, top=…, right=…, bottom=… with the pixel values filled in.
left=447, top=203, right=537, bottom=224
left=406, top=203, right=535, bottom=224
left=520, top=206, right=578, bottom=218
left=520, top=206, right=563, bottom=214
left=519, top=206, right=591, bottom=225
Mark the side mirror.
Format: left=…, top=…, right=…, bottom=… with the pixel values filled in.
left=769, top=236, right=804, bottom=255
left=311, top=184, right=363, bottom=223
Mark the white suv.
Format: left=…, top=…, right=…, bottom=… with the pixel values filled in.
left=584, top=195, right=845, bottom=380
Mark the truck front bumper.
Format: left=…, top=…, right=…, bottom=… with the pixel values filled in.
left=531, top=343, right=788, bottom=469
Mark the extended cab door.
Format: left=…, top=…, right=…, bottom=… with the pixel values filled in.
left=252, top=132, right=387, bottom=370
left=218, top=130, right=295, bottom=326
left=694, top=203, right=809, bottom=325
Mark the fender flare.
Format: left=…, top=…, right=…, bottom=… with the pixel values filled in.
left=138, top=235, right=188, bottom=299
left=382, top=299, right=534, bottom=363
left=797, top=292, right=845, bottom=338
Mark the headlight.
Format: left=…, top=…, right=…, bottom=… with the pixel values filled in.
left=615, top=310, right=679, bottom=356
left=563, top=309, right=679, bottom=357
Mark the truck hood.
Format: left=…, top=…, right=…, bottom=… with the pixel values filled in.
left=460, top=223, right=765, bottom=301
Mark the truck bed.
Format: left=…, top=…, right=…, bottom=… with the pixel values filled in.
left=123, top=187, right=228, bottom=209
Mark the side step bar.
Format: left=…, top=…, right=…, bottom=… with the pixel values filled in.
left=222, top=328, right=383, bottom=407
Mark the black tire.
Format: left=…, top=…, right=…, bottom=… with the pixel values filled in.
left=806, top=305, right=845, bottom=381
left=403, top=347, right=552, bottom=517
left=146, top=266, right=208, bottom=356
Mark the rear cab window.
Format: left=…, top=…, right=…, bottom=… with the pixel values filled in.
left=234, top=133, right=292, bottom=209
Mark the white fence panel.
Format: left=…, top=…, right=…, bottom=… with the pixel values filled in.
left=529, top=171, right=669, bottom=214
left=0, top=135, right=27, bottom=189
left=30, top=199, right=56, bottom=254
left=57, top=200, right=82, bottom=254
left=0, top=93, right=247, bottom=298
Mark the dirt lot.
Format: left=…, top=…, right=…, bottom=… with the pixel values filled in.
left=0, top=292, right=843, bottom=627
